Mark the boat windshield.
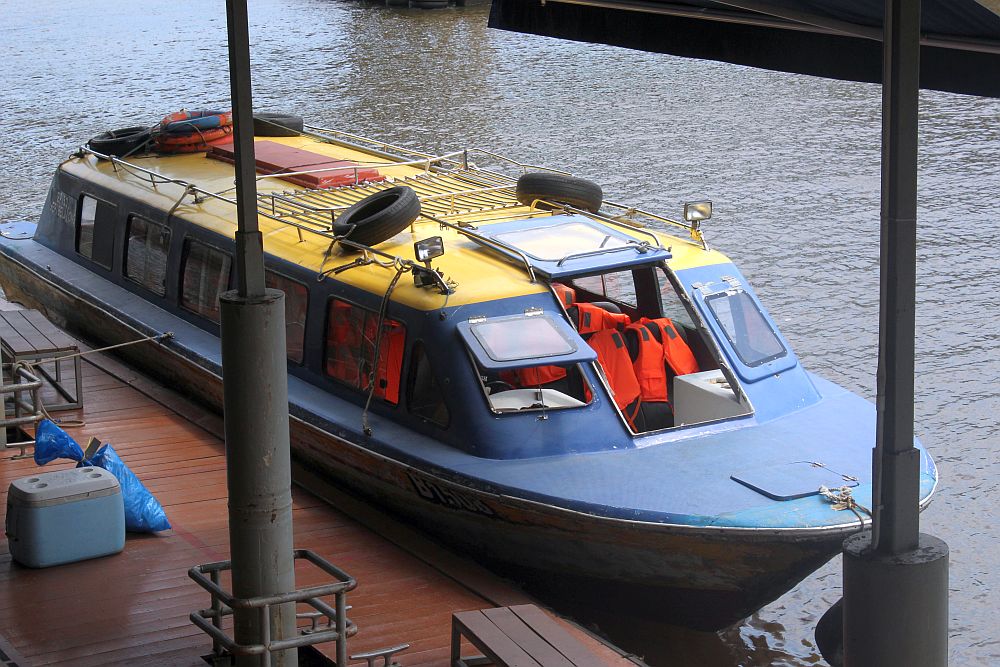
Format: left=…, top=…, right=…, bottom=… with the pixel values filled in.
left=705, top=290, right=786, bottom=367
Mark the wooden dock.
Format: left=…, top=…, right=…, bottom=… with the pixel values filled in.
left=0, top=321, right=634, bottom=667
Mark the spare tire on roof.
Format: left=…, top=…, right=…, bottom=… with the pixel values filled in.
left=516, top=172, right=603, bottom=213
left=253, top=112, right=304, bottom=137
left=87, top=126, right=152, bottom=158
left=333, top=186, right=421, bottom=249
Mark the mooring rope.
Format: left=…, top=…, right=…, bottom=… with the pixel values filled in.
left=8, top=331, right=174, bottom=429
left=819, top=484, right=872, bottom=530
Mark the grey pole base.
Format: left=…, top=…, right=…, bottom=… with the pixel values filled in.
left=221, top=289, right=298, bottom=667
left=842, top=530, right=949, bottom=667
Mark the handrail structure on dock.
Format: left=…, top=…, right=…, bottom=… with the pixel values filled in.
left=1, top=362, right=42, bottom=459
left=189, top=548, right=358, bottom=667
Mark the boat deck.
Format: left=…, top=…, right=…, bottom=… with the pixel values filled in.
left=0, top=318, right=632, bottom=667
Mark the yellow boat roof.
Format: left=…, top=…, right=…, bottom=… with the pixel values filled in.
left=64, top=134, right=730, bottom=309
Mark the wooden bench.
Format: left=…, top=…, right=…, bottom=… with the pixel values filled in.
left=451, top=604, right=610, bottom=667
left=0, top=309, right=83, bottom=411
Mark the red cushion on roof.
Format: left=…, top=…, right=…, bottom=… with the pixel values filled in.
left=207, top=140, right=385, bottom=189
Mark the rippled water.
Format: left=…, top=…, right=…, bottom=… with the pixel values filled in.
left=2, top=1, right=998, bottom=664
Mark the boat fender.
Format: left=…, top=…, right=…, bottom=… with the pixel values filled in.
left=333, top=186, right=421, bottom=249
left=87, top=126, right=153, bottom=158
left=516, top=172, right=603, bottom=213
left=253, top=112, right=304, bottom=137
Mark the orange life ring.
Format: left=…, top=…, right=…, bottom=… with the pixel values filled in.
left=159, top=110, right=233, bottom=134
left=155, top=109, right=234, bottom=154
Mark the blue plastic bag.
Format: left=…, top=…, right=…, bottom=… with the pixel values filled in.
left=32, top=419, right=171, bottom=532
left=33, top=418, right=84, bottom=464
left=86, top=443, right=171, bottom=533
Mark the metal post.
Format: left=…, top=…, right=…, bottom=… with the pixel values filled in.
left=840, top=1, right=949, bottom=664
left=871, top=0, right=921, bottom=555
left=221, top=291, right=298, bottom=667
left=222, top=1, right=297, bottom=665
left=226, top=0, right=266, bottom=300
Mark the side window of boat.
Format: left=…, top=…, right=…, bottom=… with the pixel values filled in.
left=407, top=341, right=450, bottom=427
left=324, top=298, right=406, bottom=405
left=124, top=215, right=170, bottom=296
left=264, top=270, right=308, bottom=365
left=571, top=271, right=637, bottom=308
left=180, top=239, right=232, bottom=324
left=76, top=194, right=117, bottom=270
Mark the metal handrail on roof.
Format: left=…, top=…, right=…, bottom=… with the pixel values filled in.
left=77, top=138, right=703, bottom=288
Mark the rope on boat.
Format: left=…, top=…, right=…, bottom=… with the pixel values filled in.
left=13, top=331, right=174, bottom=429
left=361, top=265, right=409, bottom=438
left=819, top=484, right=872, bottom=530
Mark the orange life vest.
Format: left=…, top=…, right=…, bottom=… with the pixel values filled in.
left=516, top=365, right=568, bottom=386
left=587, top=329, right=641, bottom=428
left=374, top=321, right=405, bottom=404
left=642, top=318, right=700, bottom=377
left=625, top=322, right=669, bottom=403
left=552, top=283, right=576, bottom=308
left=573, top=302, right=631, bottom=335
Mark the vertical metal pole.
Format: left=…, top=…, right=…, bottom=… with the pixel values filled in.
left=222, top=2, right=297, bottom=666
left=225, top=0, right=266, bottom=299
left=871, top=0, right=921, bottom=556
left=840, top=2, right=949, bottom=664
left=222, top=292, right=298, bottom=667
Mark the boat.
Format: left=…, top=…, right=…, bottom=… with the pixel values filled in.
left=0, top=111, right=937, bottom=630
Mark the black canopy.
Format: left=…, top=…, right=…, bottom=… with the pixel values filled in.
left=489, top=0, right=1000, bottom=97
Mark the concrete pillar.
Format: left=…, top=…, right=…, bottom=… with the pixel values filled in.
left=843, top=531, right=949, bottom=666
left=221, top=289, right=297, bottom=667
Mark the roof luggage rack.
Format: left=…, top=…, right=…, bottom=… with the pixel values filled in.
left=78, top=134, right=706, bottom=289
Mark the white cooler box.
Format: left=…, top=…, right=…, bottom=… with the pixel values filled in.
left=6, top=467, right=125, bottom=568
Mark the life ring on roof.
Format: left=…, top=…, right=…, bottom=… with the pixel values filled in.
left=516, top=172, right=603, bottom=213
left=154, top=109, right=234, bottom=154
left=333, top=187, right=421, bottom=249
left=159, top=110, right=233, bottom=134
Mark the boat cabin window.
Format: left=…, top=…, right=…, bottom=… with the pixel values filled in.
left=265, top=270, right=308, bottom=364
left=76, top=194, right=116, bottom=270
left=324, top=298, right=405, bottom=405
left=459, top=313, right=593, bottom=414
left=571, top=271, right=637, bottom=308
left=180, top=239, right=232, bottom=324
left=407, top=341, right=449, bottom=427
left=705, top=290, right=787, bottom=367
left=477, top=361, right=592, bottom=414
left=124, top=215, right=170, bottom=296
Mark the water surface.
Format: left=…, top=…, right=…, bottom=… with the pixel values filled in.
left=1, top=1, right=998, bottom=664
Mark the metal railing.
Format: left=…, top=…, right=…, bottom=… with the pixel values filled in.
left=80, top=128, right=707, bottom=287
left=2, top=362, right=43, bottom=459
left=189, top=549, right=357, bottom=667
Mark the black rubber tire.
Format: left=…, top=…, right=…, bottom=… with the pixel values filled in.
left=516, top=172, right=603, bottom=213
left=413, top=0, right=448, bottom=7
left=386, top=0, right=409, bottom=6
left=333, top=187, right=421, bottom=248
left=87, top=126, right=152, bottom=157
left=252, top=112, right=304, bottom=137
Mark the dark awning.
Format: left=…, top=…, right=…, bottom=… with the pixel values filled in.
left=489, top=0, right=1000, bottom=97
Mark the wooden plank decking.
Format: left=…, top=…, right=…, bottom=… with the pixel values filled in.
left=0, top=327, right=632, bottom=667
